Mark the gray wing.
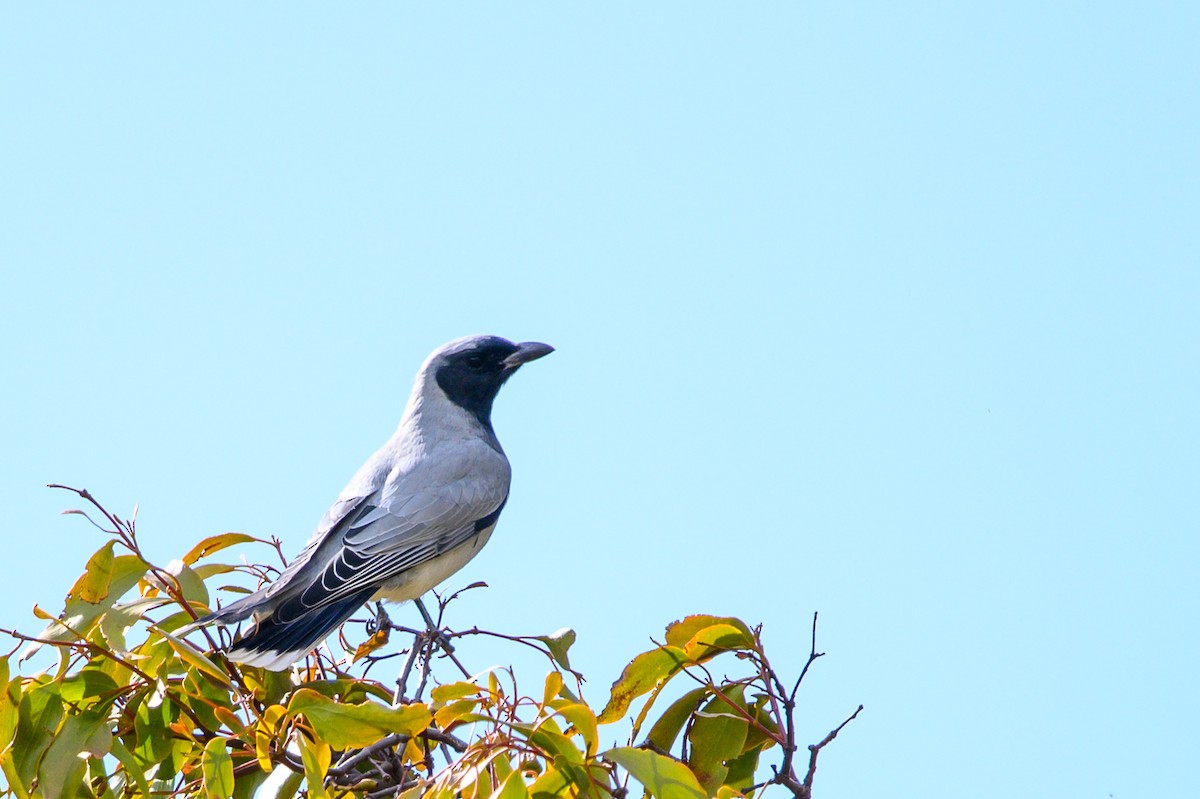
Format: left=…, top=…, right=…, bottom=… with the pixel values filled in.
left=267, top=439, right=510, bottom=620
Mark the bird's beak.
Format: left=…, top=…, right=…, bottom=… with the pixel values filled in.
left=503, top=341, right=555, bottom=370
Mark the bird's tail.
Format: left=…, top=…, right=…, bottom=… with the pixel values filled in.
left=223, top=588, right=375, bottom=671
left=174, top=586, right=272, bottom=639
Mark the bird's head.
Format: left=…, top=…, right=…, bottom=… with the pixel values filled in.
left=418, top=335, right=554, bottom=431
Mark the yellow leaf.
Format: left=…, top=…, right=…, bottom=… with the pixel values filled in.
left=352, top=629, right=390, bottom=662
left=183, top=533, right=260, bottom=565
left=542, top=671, right=564, bottom=707
left=663, top=616, right=754, bottom=649
left=680, top=624, right=755, bottom=662
left=256, top=704, right=288, bottom=773
left=430, top=681, right=480, bottom=703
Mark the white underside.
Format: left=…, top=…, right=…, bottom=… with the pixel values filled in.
left=371, top=524, right=495, bottom=603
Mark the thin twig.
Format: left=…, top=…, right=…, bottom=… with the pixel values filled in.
left=801, top=705, right=864, bottom=794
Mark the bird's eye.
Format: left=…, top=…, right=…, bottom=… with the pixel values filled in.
left=465, top=354, right=485, bottom=369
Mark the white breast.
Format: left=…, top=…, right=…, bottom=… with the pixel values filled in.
left=369, top=524, right=497, bottom=604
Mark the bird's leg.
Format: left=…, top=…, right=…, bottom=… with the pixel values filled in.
left=367, top=601, right=392, bottom=635
left=415, top=597, right=455, bottom=655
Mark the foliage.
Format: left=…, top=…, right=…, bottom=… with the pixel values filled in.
left=0, top=487, right=860, bottom=799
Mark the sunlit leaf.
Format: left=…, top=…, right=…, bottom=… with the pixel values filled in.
left=606, top=747, right=706, bottom=799
left=133, top=682, right=176, bottom=765
left=69, top=541, right=116, bottom=604
left=663, top=616, right=754, bottom=650
left=22, top=556, right=148, bottom=660
left=512, top=721, right=583, bottom=767
left=287, top=689, right=431, bottom=749
left=183, top=533, right=260, bottom=566
left=160, top=559, right=210, bottom=608
left=680, top=624, right=755, bottom=662
left=597, top=645, right=687, bottom=724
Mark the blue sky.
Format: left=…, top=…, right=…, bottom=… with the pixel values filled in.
left=2, top=3, right=1197, bottom=796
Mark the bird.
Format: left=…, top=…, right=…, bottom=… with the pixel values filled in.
left=198, top=335, right=553, bottom=670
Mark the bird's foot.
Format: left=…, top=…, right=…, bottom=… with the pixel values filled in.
left=366, top=601, right=392, bottom=635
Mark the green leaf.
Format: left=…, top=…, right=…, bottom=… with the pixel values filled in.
left=286, top=689, right=431, bottom=749
left=202, top=737, right=236, bottom=799
left=297, top=735, right=331, bottom=799
left=183, top=533, right=260, bottom=565
left=12, top=680, right=64, bottom=789
left=298, top=678, right=392, bottom=705
left=160, top=560, right=211, bottom=608
left=59, top=667, right=121, bottom=707
left=0, top=659, right=18, bottom=753
left=547, top=699, right=598, bottom=757
left=605, top=747, right=705, bottom=799
left=686, top=686, right=748, bottom=793
left=230, top=768, right=269, bottom=799
left=133, top=683, right=177, bottom=765
left=434, top=698, right=484, bottom=729
left=597, top=645, right=687, bottom=724
left=193, top=563, right=239, bottom=580
left=646, top=686, right=710, bottom=752
left=512, top=721, right=584, bottom=767
left=534, top=628, right=577, bottom=670
left=157, top=628, right=233, bottom=687
left=722, top=747, right=762, bottom=794
left=109, top=735, right=153, bottom=799
left=70, top=541, right=117, bottom=604
left=37, top=710, right=112, bottom=799
left=491, top=770, right=530, bottom=799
